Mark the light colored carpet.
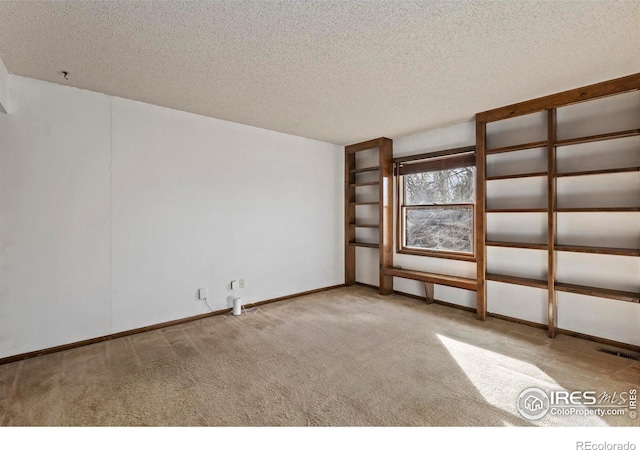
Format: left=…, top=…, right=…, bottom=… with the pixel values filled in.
left=0, top=285, right=638, bottom=426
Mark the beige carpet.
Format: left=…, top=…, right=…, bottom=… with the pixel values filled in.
left=0, top=285, right=638, bottom=426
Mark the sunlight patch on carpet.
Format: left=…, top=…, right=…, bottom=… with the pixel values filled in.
left=437, top=334, right=606, bottom=426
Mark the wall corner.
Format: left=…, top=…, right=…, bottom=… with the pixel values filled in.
left=0, top=55, right=8, bottom=114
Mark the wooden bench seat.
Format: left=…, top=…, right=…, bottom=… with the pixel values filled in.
left=383, top=267, right=478, bottom=304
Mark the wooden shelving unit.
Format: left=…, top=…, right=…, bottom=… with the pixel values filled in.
left=477, top=72, right=640, bottom=338
left=344, top=73, right=638, bottom=349
left=344, top=137, right=393, bottom=294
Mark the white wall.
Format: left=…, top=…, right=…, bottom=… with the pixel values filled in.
left=355, top=96, right=640, bottom=346
left=0, top=76, right=112, bottom=358
left=0, top=55, right=8, bottom=113
left=0, top=76, right=343, bottom=358
left=109, top=97, right=343, bottom=333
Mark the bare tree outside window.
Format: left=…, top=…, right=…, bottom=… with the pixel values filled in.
left=402, top=166, right=475, bottom=254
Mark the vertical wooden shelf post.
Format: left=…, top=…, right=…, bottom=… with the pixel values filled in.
left=547, top=109, right=557, bottom=337
left=379, top=138, right=394, bottom=294
left=475, top=119, right=487, bottom=320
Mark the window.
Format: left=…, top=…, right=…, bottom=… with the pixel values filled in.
left=396, top=149, right=476, bottom=260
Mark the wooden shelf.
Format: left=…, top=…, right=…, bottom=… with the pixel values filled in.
left=486, top=140, right=547, bottom=155
left=556, top=207, right=640, bottom=213
left=486, top=207, right=547, bottom=213
left=478, top=73, right=640, bottom=340
left=352, top=201, right=379, bottom=206
left=349, top=181, right=380, bottom=187
left=555, top=244, right=640, bottom=257
left=555, top=128, right=640, bottom=147
left=555, top=167, right=640, bottom=178
left=344, top=137, right=393, bottom=295
left=349, top=223, right=380, bottom=229
left=384, top=267, right=477, bottom=291
left=486, top=273, right=548, bottom=289
left=349, top=241, right=379, bottom=249
left=555, top=282, right=640, bottom=303
left=486, top=171, right=547, bottom=181
left=350, top=166, right=379, bottom=174
left=486, top=241, right=548, bottom=250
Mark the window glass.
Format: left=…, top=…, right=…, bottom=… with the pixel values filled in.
left=399, top=159, right=475, bottom=257
left=405, top=206, right=473, bottom=253
left=405, top=167, right=474, bottom=205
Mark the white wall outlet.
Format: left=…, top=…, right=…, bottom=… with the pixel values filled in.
left=230, top=280, right=240, bottom=290
left=239, top=279, right=245, bottom=289
left=198, top=287, right=208, bottom=300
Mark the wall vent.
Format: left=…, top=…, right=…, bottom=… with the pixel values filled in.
left=596, top=347, right=640, bottom=361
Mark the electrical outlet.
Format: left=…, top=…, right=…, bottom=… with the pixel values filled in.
left=239, top=279, right=245, bottom=289
left=231, top=280, right=239, bottom=290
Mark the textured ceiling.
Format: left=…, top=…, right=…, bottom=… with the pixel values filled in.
left=0, top=1, right=639, bottom=145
